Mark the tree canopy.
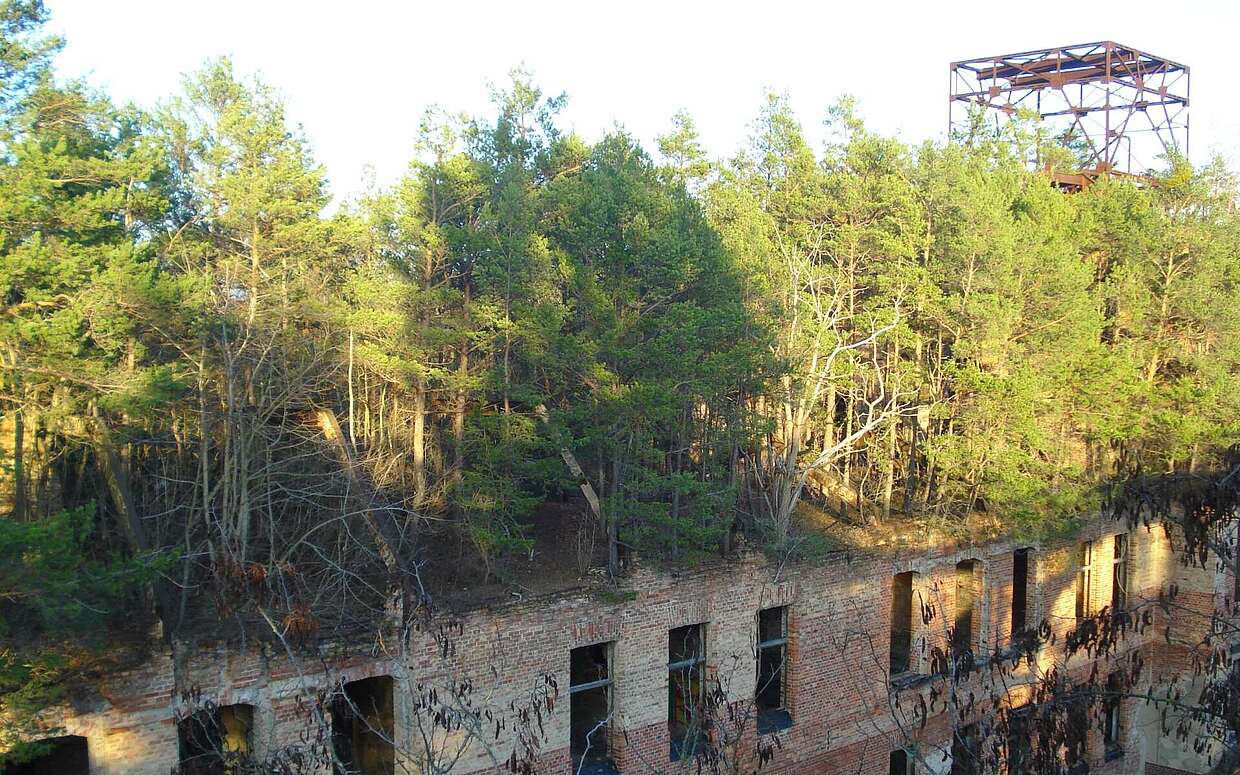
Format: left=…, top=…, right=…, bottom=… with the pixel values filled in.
left=2, top=1, right=1240, bottom=759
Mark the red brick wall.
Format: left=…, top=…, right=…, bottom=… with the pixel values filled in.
left=36, top=520, right=1216, bottom=775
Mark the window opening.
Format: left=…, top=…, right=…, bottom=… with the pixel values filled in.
left=668, top=624, right=706, bottom=760
left=890, top=572, right=916, bottom=675
left=954, top=561, right=977, bottom=657
left=331, top=676, right=394, bottom=775
left=1104, top=672, right=1124, bottom=759
left=950, top=722, right=980, bottom=775
left=3, top=735, right=89, bottom=775
left=1006, top=706, right=1032, bottom=775
left=756, top=606, right=792, bottom=733
left=570, top=642, right=617, bottom=774
left=889, top=748, right=915, bottom=775
left=178, top=704, right=253, bottom=775
left=1075, top=541, right=1094, bottom=621
left=1111, top=534, right=1129, bottom=615
left=1011, top=548, right=1030, bottom=637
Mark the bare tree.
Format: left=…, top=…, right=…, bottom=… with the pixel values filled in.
left=752, top=224, right=912, bottom=543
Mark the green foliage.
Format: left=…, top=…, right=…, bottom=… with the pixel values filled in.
left=541, top=132, right=767, bottom=562
left=0, top=9, right=1239, bottom=737
left=0, top=1, right=59, bottom=119
left=0, top=505, right=157, bottom=752
left=453, top=414, right=551, bottom=581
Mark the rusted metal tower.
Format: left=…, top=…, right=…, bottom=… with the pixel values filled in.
left=949, top=41, right=1189, bottom=183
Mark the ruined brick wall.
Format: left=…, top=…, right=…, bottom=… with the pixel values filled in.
left=42, top=519, right=1220, bottom=774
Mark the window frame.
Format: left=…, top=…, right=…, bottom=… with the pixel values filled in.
left=1075, top=541, right=1094, bottom=622
left=12, top=735, right=89, bottom=775
left=756, top=606, right=792, bottom=733
left=1011, top=548, right=1031, bottom=639
left=953, top=560, right=977, bottom=657
left=668, top=623, right=708, bottom=760
left=950, top=722, right=981, bottom=775
left=569, top=641, right=617, bottom=772
left=890, top=571, right=917, bottom=677
left=1233, top=526, right=1240, bottom=616
left=889, top=747, right=915, bottom=775
left=1006, top=705, right=1032, bottom=775
left=1111, top=533, right=1129, bottom=616
left=331, top=675, right=395, bottom=775
left=179, top=702, right=255, bottom=775
left=1103, top=671, right=1124, bottom=760
left=1065, top=691, right=1090, bottom=774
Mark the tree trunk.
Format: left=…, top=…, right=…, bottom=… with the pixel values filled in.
left=903, top=419, right=918, bottom=514
left=842, top=393, right=855, bottom=483
left=882, top=417, right=897, bottom=521
left=11, top=405, right=26, bottom=520
left=452, top=284, right=471, bottom=489
left=95, top=413, right=175, bottom=639
left=248, top=221, right=260, bottom=326
left=315, top=409, right=417, bottom=614
left=348, top=330, right=356, bottom=449
left=412, top=381, right=426, bottom=501
left=820, top=385, right=835, bottom=462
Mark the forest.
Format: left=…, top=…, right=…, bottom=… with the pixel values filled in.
left=2, top=0, right=1240, bottom=758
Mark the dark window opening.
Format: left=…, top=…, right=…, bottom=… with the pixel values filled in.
left=1233, top=533, right=1240, bottom=615
left=2, top=735, right=89, bottom=775
left=178, top=704, right=253, bottom=775
left=1111, top=534, right=1129, bottom=616
left=889, top=748, right=914, bottom=775
left=1075, top=541, right=1093, bottom=621
left=1066, top=692, right=1090, bottom=774
left=950, top=722, right=980, bottom=775
left=756, top=606, right=792, bottom=733
left=1104, top=672, right=1123, bottom=759
left=890, top=572, right=916, bottom=676
left=571, top=642, right=618, bottom=774
left=668, top=623, right=706, bottom=760
left=953, top=561, right=976, bottom=657
left=331, top=676, right=394, bottom=775
left=1011, top=548, right=1030, bottom=638
left=1007, top=706, right=1032, bottom=775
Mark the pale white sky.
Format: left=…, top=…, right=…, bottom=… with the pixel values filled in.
left=45, top=0, right=1240, bottom=203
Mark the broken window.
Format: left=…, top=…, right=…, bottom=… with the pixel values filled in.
left=178, top=703, right=254, bottom=775
left=668, top=623, right=706, bottom=760
left=331, top=676, right=394, bottom=775
left=1011, top=548, right=1030, bottom=637
left=953, top=560, right=976, bottom=656
left=1233, top=529, right=1240, bottom=615
left=756, top=606, right=791, bottom=732
left=3, top=735, right=89, bottom=775
left=1075, top=541, right=1093, bottom=621
left=888, top=748, right=914, bottom=775
left=1104, top=671, right=1124, bottom=759
left=950, top=722, right=980, bottom=775
left=1111, top=533, right=1129, bottom=615
left=1006, top=706, right=1032, bottom=775
left=570, top=642, right=617, bottom=774
left=890, top=572, right=916, bottom=676
left=1065, top=692, right=1090, bottom=774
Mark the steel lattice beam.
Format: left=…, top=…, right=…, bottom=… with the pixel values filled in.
left=949, top=41, right=1189, bottom=176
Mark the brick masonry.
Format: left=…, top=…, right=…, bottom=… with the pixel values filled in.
left=36, top=520, right=1227, bottom=774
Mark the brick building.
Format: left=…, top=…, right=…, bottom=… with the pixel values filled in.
left=21, top=518, right=1226, bottom=775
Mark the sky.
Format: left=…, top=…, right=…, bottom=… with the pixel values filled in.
left=44, top=0, right=1240, bottom=204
